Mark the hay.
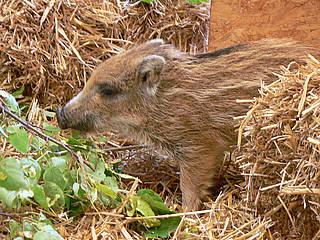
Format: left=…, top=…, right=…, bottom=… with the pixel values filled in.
left=80, top=147, right=269, bottom=239
left=4, top=55, right=320, bottom=239
left=67, top=195, right=272, bottom=240
left=0, top=0, right=208, bottom=105
left=2, top=1, right=320, bottom=238
left=236, top=56, right=320, bottom=239
left=173, top=190, right=272, bottom=239
left=0, top=143, right=271, bottom=239
left=114, top=150, right=271, bottom=239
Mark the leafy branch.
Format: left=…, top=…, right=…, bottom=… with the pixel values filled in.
left=0, top=98, right=94, bottom=170
left=0, top=90, right=182, bottom=239
left=0, top=100, right=73, bottom=154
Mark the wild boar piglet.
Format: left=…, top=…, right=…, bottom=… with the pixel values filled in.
left=56, top=39, right=319, bottom=210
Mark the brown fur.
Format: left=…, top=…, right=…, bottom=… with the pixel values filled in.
left=56, top=39, right=319, bottom=210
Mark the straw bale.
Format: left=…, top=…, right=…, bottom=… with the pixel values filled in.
left=0, top=0, right=208, bottom=105
left=236, top=56, right=320, bottom=239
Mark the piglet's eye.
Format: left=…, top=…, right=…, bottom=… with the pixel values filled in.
left=99, top=86, right=119, bottom=97
left=102, top=88, right=115, bottom=96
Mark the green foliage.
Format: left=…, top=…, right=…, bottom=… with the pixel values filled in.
left=43, top=122, right=60, bottom=136
left=0, top=90, right=180, bottom=238
left=0, top=157, right=29, bottom=191
left=0, top=89, right=20, bottom=114
left=11, top=86, right=25, bottom=98
left=145, top=217, right=182, bottom=238
left=141, top=0, right=154, bottom=4
left=9, top=214, right=63, bottom=239
left=126, top=189, right=181, bottom=237
left=7, top=125, right=30, bottom=153
left=138, top=189, right=173, bottom=214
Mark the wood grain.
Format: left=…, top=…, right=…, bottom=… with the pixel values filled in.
left=209, top=0, right=320, bottom=50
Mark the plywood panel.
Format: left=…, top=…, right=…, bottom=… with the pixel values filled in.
left=209, top=0, right=320, bottom=50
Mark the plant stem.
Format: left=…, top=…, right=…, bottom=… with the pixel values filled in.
left=0, top=101, right=92, bottom=168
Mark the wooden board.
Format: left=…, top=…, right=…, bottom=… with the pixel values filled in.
left=209, top=0, right=320, bottom=50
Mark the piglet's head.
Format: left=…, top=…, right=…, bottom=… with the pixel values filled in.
left=56, top=39, right=171, bottom=134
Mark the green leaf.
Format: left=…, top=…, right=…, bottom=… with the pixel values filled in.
left=8, top=127, right=30, bottom=153
left=22, top=221, right=34, bottom=239
left=33, top=184, right=49, bottom=210
left=141, top=0, right=154, bottom=3
left=18, top=189, right=33, bottom=202
left=98, top=135, right=108, bottom=142
left=48, top=141, right=59, bottom=151
left=43, top=167, right=67, bottom=190
left=12, top=86, right=25, bottom=97
left=67, top=137, right=86, bottom=146
left=43, top=110, right=56, bottom=118
left=43, top=181, right=65, bottom=211
left=0, top=187, right=19, bottom=208
left=0, top=157, right=29, bottom=190
left=137, top=189, right=172, bottom=214
left=0, top=125, right=8, bottom=138
left=0, top=90, right=20, bottom=114
left=87, top=187, right=98, bottom=203
left=137, top=189, right=163, bottom=202
left=104, top=176, right=119, bottom=192
left=64, top=170, right=76, bottom=190
left=31, top=136, right=47, bottom=150
left=96, top=183, right=117, bottom=200
left=38, top=212, right=51, bottom=223
left=135, top=189, right=181, bottom=237
left=20, top=157, right=41, bottom=183
left=145, top=217, right=182, bottom=238
left=34, top=225, right=64, bottom=240
left=34, top=231, right=62, bottom=240
left=92, top=160, right=106, bottom=183
left=72, top=182, right=86, bottom=199
left=97, top=177, right=121, bottom=207
left=43, top=122, right=60, bottom=136
left=129, top=196, right=160, bottom=228
left=126, top=195, right=137, bottom=217
left=6, top=124, right=20, bottom=134
left=9, top=220, right=23, bottom=238
left=50, top=156, right=69, bottom=171
left=87, top=152, right=100, bottom=166
left=72, top=183, right=80, bottom=195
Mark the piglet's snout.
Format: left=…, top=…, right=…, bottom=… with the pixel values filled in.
left=56, top=107, right=69, bottom=129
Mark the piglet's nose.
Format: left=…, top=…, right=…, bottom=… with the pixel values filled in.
left=56, top=107, right=68, bottom=129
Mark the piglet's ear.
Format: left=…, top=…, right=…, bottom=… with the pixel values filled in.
left=137, top=55, right=165, bottom=96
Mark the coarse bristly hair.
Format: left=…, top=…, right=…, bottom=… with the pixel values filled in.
left=57, top=38, right=320, bottom=210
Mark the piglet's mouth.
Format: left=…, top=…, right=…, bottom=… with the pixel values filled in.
left=56, top=107, right=69, bottom=129
left=56, top=107, right=95, bottom=132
